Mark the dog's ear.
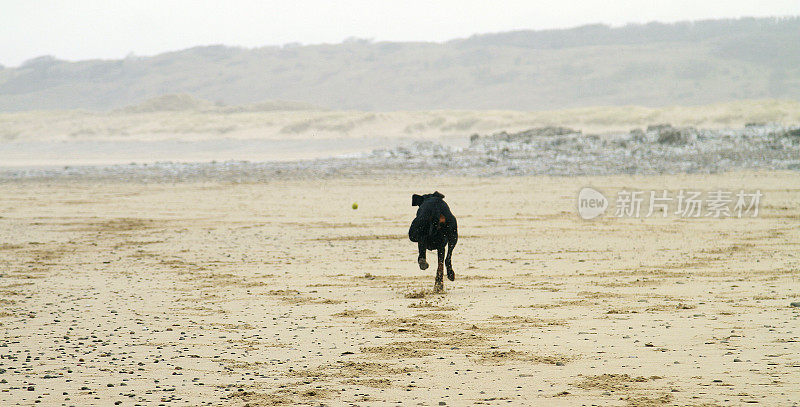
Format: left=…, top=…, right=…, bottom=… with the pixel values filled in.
left=412, top=194, right=424, bottom=206
left=432, top=191, right=445, bottom=199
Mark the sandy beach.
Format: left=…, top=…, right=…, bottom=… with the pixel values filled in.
left=0, top=171, right=798, bottom=406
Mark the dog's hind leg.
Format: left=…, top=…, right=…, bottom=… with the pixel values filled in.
left=445, top=233, right=457, bottom=281
left=417, top=240, right=428, bottom=270
left=434, top=247, right=445, bottom=292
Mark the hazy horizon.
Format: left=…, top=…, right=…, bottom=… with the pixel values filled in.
left=2, top=0, right=798, bottom=67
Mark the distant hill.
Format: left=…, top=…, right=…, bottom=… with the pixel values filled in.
left=115, top=94, right=321, bottom=113
left=1, top=17, right=799, bottom=112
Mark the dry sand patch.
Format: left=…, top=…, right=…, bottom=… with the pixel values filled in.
left=0, top=172, right=798, bottom=405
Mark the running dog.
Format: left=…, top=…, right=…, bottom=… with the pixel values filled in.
left=408, top=192, right=458, bottom=291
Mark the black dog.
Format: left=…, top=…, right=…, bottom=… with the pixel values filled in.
left=408, top=192, right=458, bottom=291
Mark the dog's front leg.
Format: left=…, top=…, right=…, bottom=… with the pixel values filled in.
left=434, top=246, right=445, bottom=292
left=417, top=239, right=428, bottom=270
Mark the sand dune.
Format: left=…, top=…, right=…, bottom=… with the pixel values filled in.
left=2, top=100, right=800, bottom=144
left=1, top=172, right=799, bottom=405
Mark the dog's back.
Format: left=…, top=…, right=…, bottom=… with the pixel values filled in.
left=408, top=191, right=458, bottom=246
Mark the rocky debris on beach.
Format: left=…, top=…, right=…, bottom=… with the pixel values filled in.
left=365, top=123, right=800, bottom=176
left=1, top=124, right=798, bottom=182
left=469, top=126, right=578, bottom=143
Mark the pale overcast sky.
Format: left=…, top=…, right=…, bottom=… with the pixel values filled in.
left=1, top=0, right=798, bottom=67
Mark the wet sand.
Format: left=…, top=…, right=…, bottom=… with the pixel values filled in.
left=1, top=172, right=799, bottom=406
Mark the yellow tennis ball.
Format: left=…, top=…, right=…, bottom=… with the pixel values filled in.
left=352, top=202, right=358, bottom=210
